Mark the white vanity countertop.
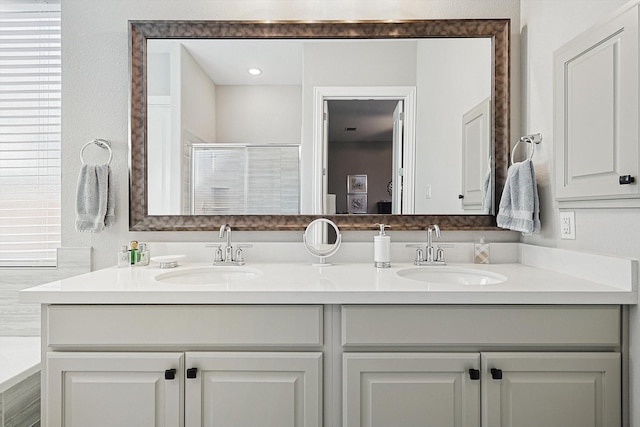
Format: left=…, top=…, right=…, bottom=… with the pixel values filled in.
left=19, top=259, right=637, bottom=305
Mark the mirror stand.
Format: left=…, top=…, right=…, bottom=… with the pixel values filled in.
left=303, top=218, right=342, bottom=267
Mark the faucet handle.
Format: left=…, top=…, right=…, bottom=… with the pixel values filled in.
left=234, top=244, right=253, bottom=265
left=435, top=244, right=454, bottom=264
left=206, top=244, right=224, bottom=262
left=406, top=244, right=424, bottom=264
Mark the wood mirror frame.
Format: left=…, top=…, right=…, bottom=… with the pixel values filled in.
left=129, top=19, right=510, bottom=231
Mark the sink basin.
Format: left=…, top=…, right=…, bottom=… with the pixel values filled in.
left=397, top=266, right=507, bottom=286
left=155, top=266, right=261, bottom=285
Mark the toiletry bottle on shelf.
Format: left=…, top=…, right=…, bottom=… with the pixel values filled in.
left=129, top=240, right=140, bottom=265
left=474, top=237, right=490, bottom=264
left=117, top=245, right=130, bottom=268
left=374, top=223, right=391, bottom=268
left=137, top=243, right=150, bottom=266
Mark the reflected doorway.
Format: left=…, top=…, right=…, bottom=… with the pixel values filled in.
left=325, top=99, right=401, bottom=214
left=312, top=86, right=417, bottom=215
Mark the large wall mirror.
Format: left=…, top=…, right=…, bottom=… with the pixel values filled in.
left=130, top=20, right=510, bottom=231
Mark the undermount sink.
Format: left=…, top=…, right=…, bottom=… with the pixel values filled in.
left=155, top=266, right=261, bottom=285
left=397, top=266, right=507, bottom=286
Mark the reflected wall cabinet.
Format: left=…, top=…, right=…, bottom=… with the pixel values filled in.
left=554, top=4, right=640, bottom=206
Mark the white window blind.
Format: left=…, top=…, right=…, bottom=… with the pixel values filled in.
left=191, top=144, right=300, bottom=215
left=0, top=1, right=61, bottom=266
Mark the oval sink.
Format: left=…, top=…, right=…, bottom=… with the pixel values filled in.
left=155, top=266, right=261, bottom=285
left=397, top=266, right=506, bottom=286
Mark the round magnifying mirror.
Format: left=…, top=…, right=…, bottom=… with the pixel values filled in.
left=303, top=218, right=342, bottom=266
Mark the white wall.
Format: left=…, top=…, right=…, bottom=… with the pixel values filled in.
left=146, top=53, right=170, bottom=96
left=181, top=46, right=217, bottom=143
left=414, top=38, right=491, bottom=214
left=61, top=0, right=522, bottom=271
left=519, top=0, right=638, bottom=424
left=216, top=85, right=301, bottom=143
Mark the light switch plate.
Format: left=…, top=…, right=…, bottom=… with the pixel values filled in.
left=560, top=211, right=576, bottom=239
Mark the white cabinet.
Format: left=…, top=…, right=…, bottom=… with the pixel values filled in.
left=46, top=352, right=184, bottom=427
left=482, top=353, right=621, bottom=427
left=343, top=352, right=620, bottom=427
left=341, top=305, right=622, bottom=427
left=42, top=305, right=324, bottom=427
left=41, top=304, right=624, bottom=427
left=46, top=351, right=322, bottom=427
left=554, top=4, right=639, bottom=205
left=343, top=353, right=480, bottom=427
left=185, top=352, right=322, bottom=427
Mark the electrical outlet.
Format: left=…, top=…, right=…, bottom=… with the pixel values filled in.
left=560, top=211, right=576, bottom=239
left=425, top=185, right=432, bottom=199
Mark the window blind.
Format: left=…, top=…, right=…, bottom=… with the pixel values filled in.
left=191, top=144, right=300, bottom=215
left=0, top=1, right=61, bottom=266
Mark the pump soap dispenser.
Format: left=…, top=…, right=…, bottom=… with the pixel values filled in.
left=374, top=223, right=391, bottom=268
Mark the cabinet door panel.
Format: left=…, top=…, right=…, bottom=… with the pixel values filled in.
left=185, top=352, right=322, bottom=427
left=344, top=353, right=480, bottom=427
left=46, top=352, right=183, bottom=427
left=482, top=352, right=620, bottom=427
left=554, top=5, right=639, bottom=203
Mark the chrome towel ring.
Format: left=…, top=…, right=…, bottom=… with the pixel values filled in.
left=80, top=138, right=112, bottom=166
left=511, top=133, right=542, bottom=165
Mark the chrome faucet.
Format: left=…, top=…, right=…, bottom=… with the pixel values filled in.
left=211, top=224, right=252, bottom=265
left=407, top=224, right=446, bottom=265
left=425, top=224, right=441, bottom=263
left=219, top=224, right=233, bottom=262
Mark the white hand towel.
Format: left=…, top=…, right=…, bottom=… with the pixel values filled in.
left=75, top=164, right=115, bottom=232
left=496, top=159, right=540, bottom=235
left=481, top=168, right=492, bottom=214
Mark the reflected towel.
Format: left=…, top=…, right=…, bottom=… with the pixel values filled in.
left=496, top=159, right=540, bottom=235
left=75, top=164, right=115, bottom=232
left=482, top=167, right=492, bottom=214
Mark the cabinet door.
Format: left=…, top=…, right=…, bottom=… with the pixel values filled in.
left=482, top=352, right=620, bottom=427
left=554, top=5, right=639, bottom=203
left=461, top=98, right=491, bottom=211
left=343, top=353, right=480, bottom=427
left=184, top=352, right=322, bottom=427
left=46, top=352, right=183, bottom=427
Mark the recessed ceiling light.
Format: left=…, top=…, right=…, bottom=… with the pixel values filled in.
left=248, top=68, right=262, bottom=76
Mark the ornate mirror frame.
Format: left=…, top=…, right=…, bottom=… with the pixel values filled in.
left=129, top=19, right=510, bottom=231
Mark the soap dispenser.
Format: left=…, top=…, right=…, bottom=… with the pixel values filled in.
left=374, top=223, right=391, bottom=268
left=474, top=236, right=490, bottom=264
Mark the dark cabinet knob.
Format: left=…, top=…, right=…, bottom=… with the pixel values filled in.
left=469, top=369, right=480, bottom=380
left=164, top=368, right=177, bottom=380
left=619, top=175, right=635, bottom=185
left=490, top=368, right=503, bottom=380
left=187, top=367, right=198, bottom=379
left=458, top=194, right=464, bottom=199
